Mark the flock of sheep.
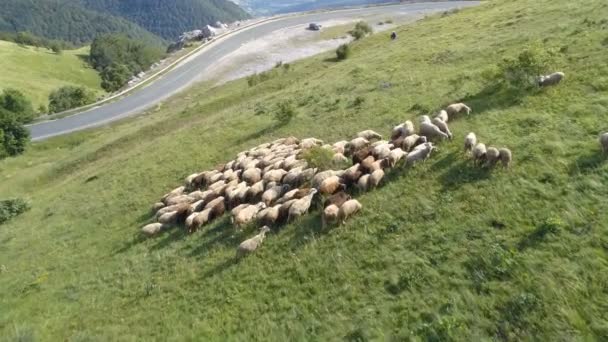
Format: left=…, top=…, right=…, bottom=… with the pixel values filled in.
left=140, top=100, right=507, bottom=258
left=140, top=70, right=608, bottom=258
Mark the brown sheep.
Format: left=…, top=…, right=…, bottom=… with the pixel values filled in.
left=323, top=191, right=352, bottom=208
left=319, top=176, right=345, bottom=195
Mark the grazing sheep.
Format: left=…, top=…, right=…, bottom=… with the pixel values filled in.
left=352, top=146, right=372, bottom=164
left=262, top=184, right=290, bottom=206
left=431, top=118, right=453, bottom=140
left=472, top=143, right=487, bottom=166
left=322, top=204, right=340, bottom=229
left=242, top=168, right=262, bottom=185
left=405, top=142, right=435, bottom=167
left=277, top=199, right=298, bottom=225
left=369, top=169, right=384, bottom=189
left=600, top=133, right=608, bottom=154
left=233, top=203, right=267, bottom=228
left=164, top=194, right=195, bottom=206
left=155, top=202, right=189, bottom=219
left=158, top=211, right=179, bottom=224
left=446, top=103, right=471, bottom=116
left=312, top=170, right=340, bottom=189
left=345, top=137, right=370, bottom=155
left=246, top=180, right=265, bottom=203
left=319, top=176, right=345, bottom=195
left=370, top=158, right=390, bottom=172
left=464, top=132, right=477, bottom=152
left=391, top=121, right=414, bottom=140
left=332, top=141, right=348, bottom=154
left=152, top=202, right=165, bottom=212
left=498, top=148, right=512, bottom=168
left=332, top=153, right=349, bottom=164
left=187, top=200, right=206, bottom=215
left=189, top=208, right=212, bottom=233
left=420, top=122, right=449, bottom=140
left=287, top=189, right=318, bottom=222
left=388, top=148, right=407, bottom=167
left=141, top=223, right=170, bottom=236
left=300, top=138, right=324, bottom=149
left=486, top=147, right=500, bottom=166
left=204, top=196, right=226, bottom=220
left=420, top=115, right=432, bottom=124
left=323, top=191, right=352, bottom=208
left=339, top=199, right=362, bottom=225
left=357, top=130, right=383, bottom=141
left=402, top=135, right=427, bottom=152
left=357, top=174, right=371, bottom=192
left=263, top=169, right=288, bottom=183
left=373, top=143, right=393, bottom=159
left=361, top=155, right=376, bottom=173
left=161, top=186, right=186, bottom=203
left=208, top=180, right=228, bottom=195
left=435, top=110, right=449, bottom=123
left=257, top=204, right=281, bottom=226
left=342, top=165, right=363, bottom=186
left=282, top=167, right=304, bottom=187
left=538, top=72, right=565, bottom=87
left=236, top=226, right=272, bottom=258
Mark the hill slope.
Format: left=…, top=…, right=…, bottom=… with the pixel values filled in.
left=1, top=0, right=608, bottom=340
left=0, top=41, right=104, bottom=108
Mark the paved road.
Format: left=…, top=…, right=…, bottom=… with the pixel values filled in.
left=28, top=1, right=478, bottom=141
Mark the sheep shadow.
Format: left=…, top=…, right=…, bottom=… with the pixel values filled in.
left=569, top=151, right=605, bottom=175
left=439, top=159, right=492, bottom=190
left=234, top=122, right=285, bottom=146
left=185, top=218, right=244, bottom=258
left=287, top=212, right=330, bottom=250
left=148, top=226, right=188, bottom=251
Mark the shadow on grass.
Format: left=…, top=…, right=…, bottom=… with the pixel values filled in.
left=186, top=217, right=243, bottom=258
left=286, top=212, right=331, bottom=250
left=323, top=57, right=340, bottom=63
left=569, top=151, right=605, bottom=175
left=439, top=159, right=492, bottom=190
left=76, top=53, right=90, bottom=64
left=234, top=122, right=287, bottom=146
left=458, top=83, right=532, bottom=115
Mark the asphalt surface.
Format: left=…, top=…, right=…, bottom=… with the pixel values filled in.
left=28, top=1, right=479, bottom=141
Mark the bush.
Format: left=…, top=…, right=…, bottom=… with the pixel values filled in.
left=301, top=146, right=335, bottom=171
left=492, top=46, right=557, bottom=90
left=274, top=100, right=297, bottom=124
left=350, top=21, right=373, bottom=40
left=0, top=198, right=30, bottom=225
left=101, top=63, right=132, bottom=92
left=48, top=86, right=95, bottom=113
left=336, top=44, right=351, bottom=60
left=0, top=88, right=35, bottom=123
left=0, top=109, right=30, bottom=158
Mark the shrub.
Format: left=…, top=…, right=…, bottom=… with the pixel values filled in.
left=274, top=100, right=297, bottom=124
left=350, top=21, right=373, bottom=40
left=336, top=44, right=351, bottom=60
left=0, top=110, right=30, bottom=158
left=0, top=88, right=35, bottom=123
left=48, top=86, right=95, bottom=113
left=0, top=198, right=30, bottom=225
left=101, top=63, right=132, bottom=92
left=493, top=46, right=557, bottom=90
left=301, top=146, right=334, bottom=171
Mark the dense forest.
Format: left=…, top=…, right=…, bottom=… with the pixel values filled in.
left=0, top=0, right=250, bottom=46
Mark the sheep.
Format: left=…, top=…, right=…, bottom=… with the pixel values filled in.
left=158, top=211, right=179, bottom=225
left=372, top=143, right=393, bottom=159
left=369, top=158, right=390, bottom=172
left=498, top=148, right=512, bottom=168
left=435, top=110, right=449, bottom=123
left=242, top=168, right=262, bottom=185
left=236, top=226, right=271, bottom=259
left=282, top=167, right=304, bottom=187
left=319, top=176, right=345, bottom=195
left=204, top=196, right=226, bottom=221
left=343, top=164, right=362, bottom=186
left=345, top=137, right=370, bottom=155
left=391, top=121, right=414, bottom=140
left=388, top=148, right=407, bottom=167
left=312, top=170, right=340, bottom=189
left=152, top=202, right=165, bottom=212
left=187, top=200, right=206, bottom=215
left=431, top=118, right=453, bottom=140
left=263, top=169, right=288, bottom=183
left=405, top=142, right=435, bottom=167
left=360, top=155, right=377, bottom=173
left=257, top=204, right=281, bottom=226
left=472, top=143, right=487, bottom=166
left=446, top=103, right=471, bottom=116
left=369, top=169, right=384, bottom=189
left=420, top=121, right=449, bottom=140
left=188, top=208, right=212, bottom=233
left=222, top=169, right=240, bottom=182
left=357, top=174, right=371, bottom=192
left=161, top=186, right=185, bottom=203
left=300, top=138, right=324, bottom=149
left=208, top=180, right=228, bottom=195
left=277, top=199, right=298, bottom=225
left=486, top=147, right=500, bottom=166
left=287, top=189, right=318, bottom=222
left=464, top=132, right=477, bottom=152
left=352, top=146, right=372, bottom=164
left=339, top=199, right=362, bottom=225
left=141, top=223, right=170, bottom=236
left=164, top=194, right=195, bottom=206
left=322, top=204, right=340, bottom=229
left=600, top=132, right=608, bottom=154
left=538, top=72, right=564, bottom=87
left=323, top=191, right=352, bottom=209
left=402, top=135, right=427, bottom=152
left=233, top=203, right=267, bottom=228
left=246, top=180, right=265, bottom=203
left=262, top=184, right=290, bottom=206
left=357, top=130, right=383, bottom=141
left=155, top=202, right=189, bottom=219
left=332, top=153, right=349, bottom=164
left=332, top=141, right=348, bottom=154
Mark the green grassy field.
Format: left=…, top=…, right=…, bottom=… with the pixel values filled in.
left=2, top=0, right=608, bottom=340
left=0, top=41, right=104, bottom=109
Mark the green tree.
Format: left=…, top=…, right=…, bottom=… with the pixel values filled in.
left=0, top=108, right=30, bottom=158
left=101, top=63, right=132, bottom=92
left=0, top=88, right=35, bottom=123
left=48, top=86, right=95, bottom=113
left=336, top=44, right=351, bottom=60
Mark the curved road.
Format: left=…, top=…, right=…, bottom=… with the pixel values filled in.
left=28, top=1, right=478, bottom=141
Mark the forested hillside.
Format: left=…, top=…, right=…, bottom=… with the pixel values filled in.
left=0, top=0, right=249, bottom=46
left=80, top=0, right=250, bottom=40
left=0, top=0, right=162, bottom=46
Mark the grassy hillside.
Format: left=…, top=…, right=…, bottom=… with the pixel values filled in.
left=0, top=41, right=104, bottom=109
left=2, top=0, right=608, bottom=340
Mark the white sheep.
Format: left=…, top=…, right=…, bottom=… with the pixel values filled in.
left=402, top=134, right=427, bottom=152
left=233, top=203, right=267, bottom=228
left=188, top=208, right=212, bottom=233
left=372, top=143, right=393, bottom=159
left=435, top=110, right=449, bottom=123
left=141, top=223, right=170, bottom=236
left=357, top=174, right=370, bottom=192
left=257, top=204, right=281, bottom=226
left=420, top=122, right=449, bottom=140
left=332, top=153, right=349, bottom=164
left=405, top=142, right=435, bottom=166
left=246, top=180, right=265, bottom=202
left=486, top=147, right=500, bottom=166
left=242, top=168, right=262, bottom=185
left=345, top=137, right=370, bottom=154
left=262, top=184, right=290, bottom=206
left=431, top=117, right=453, bottom=140
left=464, top=132, right=477, bottom=152
left=332, top=141, right=348, bottom=154
left=263, top=169, right=288, bottom=183
left=499, top=148, right=512, bottom=168
left=472, top=143, right=487, bottom=166
left=357, top=130, right=383, bottom=141
left=538, top=72, right=565, bottom=87
left=388, top=148, right=407, bottom=167
left=391, top=121, right=414, bottom=139
left=369, top=169, right=384, bottom=189
left=446, top=103, right=471, bottom=116
left=236, top=226, right=271, bottom=258
left=287, top=189, right=318, bottom=221
left=322, top=204, right=340, bottom=229
left=339, top=199, right=362, bottom=225
left=300, top=138, right=324, bottom=149
left=600, top=132, right=608, bottom=154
